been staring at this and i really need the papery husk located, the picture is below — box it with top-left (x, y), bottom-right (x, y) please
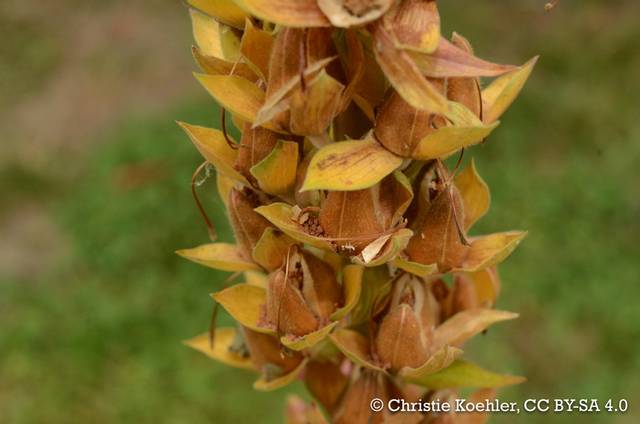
top-left (234, 123), bottom-right (280, 182)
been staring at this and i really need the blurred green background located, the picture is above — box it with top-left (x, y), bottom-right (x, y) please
top-left (1, 0), bottom-right (639, 422)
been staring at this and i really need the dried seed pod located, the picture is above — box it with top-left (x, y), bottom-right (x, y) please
top-left (405, 169), bottom-right (470, 272)
top-left (446, 33), bottom-right (482, 118)
top-left (265, 249), bottom-right (341, 336)
top-left (304, 360), bottom-right (349, 413)
top-left (333, 370), bottom-right (390, 424)
top-left (375, 276), bottom-right (430, 370)
top-left (242, 327), bottom-right (302, 375)
top-left (318, 174), bottom-right (411, 254)
top-left (294, 152), bottom-right (322, 208)
top-left (228, 188), bottom-right (273, 259)
top-left (389, 0), bottom-right (440, 54)
top-left (234, 123), bottom-right (279, 181)
top-left (375, 80), bottom-right (446, 157)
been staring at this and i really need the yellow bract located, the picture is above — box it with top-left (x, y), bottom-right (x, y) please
top-left (412, 360), bottom-right (526, 389)
top-left (176, 243), bottom-right (259, 272)
top-left (187, 0), bottom-right (248, 28)
top-left (250, 140), bottom-right (299, 195)
top-left (211, 284), bottom-right (274, 334)
top-left (195, 74), bottom-right (265, 124)
top-left (483, 56), bottom-right (539, 123)
top-left (455, 159), bottom-right (491, 230)
top-left (301, 137), bottom-right (403, 191)
top-left (184, 329), bottom-right (255, 370)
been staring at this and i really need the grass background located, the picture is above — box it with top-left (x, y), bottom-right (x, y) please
top-left (1, 0), bottom-right (639, 422)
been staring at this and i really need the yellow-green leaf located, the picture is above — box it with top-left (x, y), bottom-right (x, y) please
top-left (176, 243), bottom-right (259, 272)
top-left (434, 309), bottom-right (518, 348)
top-left (455, 158), bottom-right (490, 230)
top-left (184, 328), bottom-right (255, 370)
top-left (187, 0), bottom-right (248, 28)
top-left (195, 74), bottom-right (265, 124)
top-left (301, 137), bottom-right (402, 191)
top-left (394, 256), bottom-right (438, 277)
top-left (331, 264), bottom-right (363, 321)
top-left (482, 56), bottom-right (538, 123)
top-left (281, 321), bottom-right (338, 351)
top-left (250, 140), bottom-right (299, 195)
top-left (412, 359), bottom-right (526, 389)
top-left (399, 345), bottom-right (463, 382)
top-left (233, 0), bottom-right (329, 27)
top-left (254, 358), bottom-right (308, 391)
top-left (255, 203), bottom-right (334, 251)
top-left (177, 121), bottom-right (249, 185)
top-left (252, 227), bottom-right (296, 271)
top-left (456, 231), bottom-right (527, 273)
top-left (412, 120), bottom-right (499, 160)
top-left (211, 284), bottom-right (274, 334)
top-left (329, 329), bottom-right (384, 372)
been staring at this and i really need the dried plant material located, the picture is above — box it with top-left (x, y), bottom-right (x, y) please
top-left (190, 8), bottom-right (224, 58)
top-left (212, 284), bottom-right (273, 334)
top-left (192, 46), bottom-right (258, 81)
top-left (176, 243), bottom-right (260, 272)
top-left (390, 0), bottom-right (440, 54)
top-left (252, 228), bottom-right (296, 271)
top-left (234, 0), bottom-right (330, 27)
top-left (455, 159), bottom-right (491, 230)
top-left (239, 19), bottom-right (274, 79)
top-left (413, 359), bottom-right (526, 389)
top-left (177, 121), bottom-right (249, 185)
top-left (318, 0), bottom-right (396, 27)
top-left (187, 0), bottom-right (248, 28)
top-left (184, 328), bottom-right (255, 370)
top-left (228, 188), bottom-right (273, 258)
top-left (304, 361), bottom-right (349, 413)
top-left (250, 140), bottom-right (299, 195)
top-left (433, 308), bottom-right (518, 348)
top-left (410, 37), bottom-right (515, 78)
top-left (482, 56), bottom-right (539, 123)
top-left (302, 136), bottom-right (402, 191)
top-left (180, 1), bottom-right (537, 418)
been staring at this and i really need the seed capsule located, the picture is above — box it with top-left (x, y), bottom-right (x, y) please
top-left (375, 276), bottom-right (431, 370)
top-left (405, 170), bottom-right (469, 272)
top-left (241, 327), bottom-right (302, 375)
top-left (266, 249), bottom-right (341, 336)
top-left (304, 360), bottom-right (349, 413)
top-left (333, 370), bottom-right (390, 424)
top-left (228, 188), bottom-right (273, 259)
top-left (234, 123), bottom-right (279, 182)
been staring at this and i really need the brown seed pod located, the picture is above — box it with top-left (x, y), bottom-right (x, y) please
top-left (304, 360), bottom-right (349, 413)
top-left (446, 33), bottom-right (483, 118)
top-left (265, 248), bottom-right (341, 336)
top-left (228, 187), bottom-right (273, 259)
top-left (405, 169), bottom-right (470, 272)
top-left (234, 123), bottom-right (279, 181)
top-left (333, 370), bottom-right (390, 424)
top-left (375, 276), bottom-right (431, 370)
top-left (241, 327), bottom-right (302, 375)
